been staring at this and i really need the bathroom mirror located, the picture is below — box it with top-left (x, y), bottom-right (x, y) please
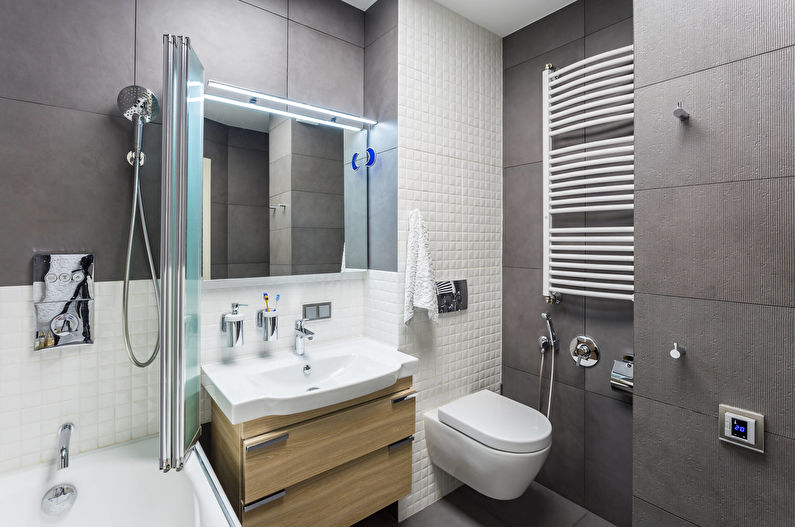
top-left (201, 83), bottom-right (369, 279)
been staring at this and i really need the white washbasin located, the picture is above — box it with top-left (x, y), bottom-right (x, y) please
top-left (202, 337), bottom-right (419, 424)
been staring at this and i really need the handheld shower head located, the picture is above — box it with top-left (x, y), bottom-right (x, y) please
top-left (117, 86), bottom-right (159, 124)
top-left (541, 312), bottom-right (559, 352)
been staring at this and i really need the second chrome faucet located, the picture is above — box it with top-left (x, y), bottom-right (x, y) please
top-left (294, 319), bottom-right (314, 356)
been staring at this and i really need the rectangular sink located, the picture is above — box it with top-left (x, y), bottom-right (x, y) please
top-left (202, 337), bottom-right (419, 424)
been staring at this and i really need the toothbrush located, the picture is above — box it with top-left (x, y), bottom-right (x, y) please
top-left (264, 292), bottom-right (270, 312)
top-left (274, 294), bottom-right (280, 312)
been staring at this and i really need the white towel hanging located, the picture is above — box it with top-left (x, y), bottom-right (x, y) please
top-left (404, 209), bottom-right (438, 324)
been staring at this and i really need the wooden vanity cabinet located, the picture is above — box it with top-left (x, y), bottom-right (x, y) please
top-left (211, 377), bottom-right (415, 527)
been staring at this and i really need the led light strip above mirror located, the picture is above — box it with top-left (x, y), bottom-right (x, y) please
top-left (205, 80), bottom-right (376, 131)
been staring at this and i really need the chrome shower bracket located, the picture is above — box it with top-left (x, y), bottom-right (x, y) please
top-left (126, 150), bottom-right (146, 166)
top-left (570, 335), bottom-right (599, 367)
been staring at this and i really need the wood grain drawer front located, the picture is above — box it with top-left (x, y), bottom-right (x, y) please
top-left (242, 389), bottom-right (415, 503)
top-left (243, 442), bottom-right (413, 527)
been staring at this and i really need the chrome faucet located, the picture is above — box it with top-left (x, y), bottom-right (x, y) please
top-left (294, 319), bottom-right (314, 356)
top-left (57, 423), bottom-right (74, 470)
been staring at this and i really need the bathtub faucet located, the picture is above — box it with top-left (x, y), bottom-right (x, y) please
top-left (57, 423), bottom-right (74, 470)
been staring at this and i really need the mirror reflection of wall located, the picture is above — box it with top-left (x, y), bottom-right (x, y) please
top-left (202, 96), bottom-right (368, 280)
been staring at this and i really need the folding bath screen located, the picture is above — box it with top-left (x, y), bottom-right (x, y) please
top-left (541, 45), bottom-right (635, 302)
top-left (160, 35), bottom-right (205, 471)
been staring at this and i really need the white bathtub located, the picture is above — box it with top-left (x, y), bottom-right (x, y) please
top-left (0, 437), bottom-right (240, 527)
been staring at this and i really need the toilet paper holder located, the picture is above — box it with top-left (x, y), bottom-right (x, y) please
top-left (610, 354), bottom-right (634, 394)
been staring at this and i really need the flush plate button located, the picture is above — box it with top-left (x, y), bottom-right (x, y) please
top-left (719, 404), bottom-right (764, 454)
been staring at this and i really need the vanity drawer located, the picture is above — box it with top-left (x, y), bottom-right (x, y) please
top-left (243, 441), bottom-right (412, 527)
top-left (242, 388), bottom-right (415, 503)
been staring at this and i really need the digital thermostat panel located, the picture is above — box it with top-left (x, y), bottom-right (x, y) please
top-left (719, 404), bottom-right (764, 454)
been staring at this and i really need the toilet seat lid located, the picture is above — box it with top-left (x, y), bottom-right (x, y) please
top-left (437, 390), bottom-right (552, 453)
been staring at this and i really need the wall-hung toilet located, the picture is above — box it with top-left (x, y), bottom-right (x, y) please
top-left (424, 389), bottom-right (552, 500)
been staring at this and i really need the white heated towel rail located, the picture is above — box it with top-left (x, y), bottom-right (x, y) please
top-left (542, 45), bottom-right (635, 302)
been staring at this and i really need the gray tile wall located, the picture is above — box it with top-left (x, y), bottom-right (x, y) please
top-left (364, 0), bottom-right (398, 271)
top-left (0, 0), bottom-right (366, 285)
top-left (632, 2), bottom-right (795, 525)
top-left (204, 120), bottom-right (270, 279)
top-left (501, 2), bottom-right (633, 526)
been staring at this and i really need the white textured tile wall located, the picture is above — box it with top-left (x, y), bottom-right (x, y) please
top-left (395, 0), bottom-right (503, 518)
top-left (0, 273), bottom-right (368, 474)
top-left (0, 280), bottom-right (159, 474)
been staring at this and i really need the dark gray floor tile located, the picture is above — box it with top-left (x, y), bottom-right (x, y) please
top-left (635, 46), bottom-right (795, 190)
top-left (289, 0), bottom-right (364, 46)
top-left (365, 0), bottom-right (398, 47)
top-left (368, 148), bottom-right (397, 271)
top-left (0, 98), bottom-right (158, 285)
top-left (635, 178), bottom-right (795, 307)
top-left (573, 512), bottom-right (615, 527)
top-left (634, 0), bottom-right (795, 88)
top-left (584, 0), bottom-right (632, 35)
top-left (583, 297), bottom-right (633, 402)
top-left (632, 498), bottom-right (697, 527)
top-left (136, 0), bottom-right (288, 103)
top-left (634, 294), bottom-right (795, 439)
top-left (0, 0), bottom-right (134, 115)
top-left (503, 163), bottom-right (542, 269)
top-left (288, 21), bottom-right (364, 116)
top-left (228, 146), bottom-right (269, 206)
top-left (503, 1), bottom-right (584, 70)
top-left (583, 393), bottom-right (632, 527)
top-left (480, 481), bottom-right (589, 527)
top-left (502, 267), bottom-right (585, 388)
top-left (365, 27), bottom-right (398, 153)
top-left (401, 486), bottom-right (506, 527)
top-left (584, 17), bottom-right (633, 57)
top-left (504, 40), bottom-right (584, 167)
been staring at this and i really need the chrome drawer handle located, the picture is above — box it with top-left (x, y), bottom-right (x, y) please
top-left (391, 393), bottom-right (416, 404)
top-left (243, 489), bottom-right (286, 512)
top-left (388, 435), bottom-right (414, 451)
top-left (245, 433), bottom-right (289, 453)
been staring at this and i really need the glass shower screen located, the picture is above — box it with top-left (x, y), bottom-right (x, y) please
top-left (160, 34), bottom-right (204, 472)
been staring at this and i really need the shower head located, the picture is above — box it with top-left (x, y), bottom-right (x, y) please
top-left (117, 86), bottom-right (159, 124)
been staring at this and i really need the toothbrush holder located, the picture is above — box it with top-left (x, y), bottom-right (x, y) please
top-left (256, 310), bottom-right (279, 342)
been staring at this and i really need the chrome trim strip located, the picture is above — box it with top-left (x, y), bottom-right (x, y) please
top-left (245, 433), bottom-right (289, 453)
top-left (159, 33), bottom-right (175, 472)
top-left (193, 443), bottom-right (242, 527)
top-left (391, 393), bottom-right (417, 404)
top-left (388, 435), bottom-right (415, 451)
top-left (243, 490), bottom-right (287, 513)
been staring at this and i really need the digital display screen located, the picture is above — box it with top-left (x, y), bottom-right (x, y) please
top-left (731, 417), bottom-right (748, 440)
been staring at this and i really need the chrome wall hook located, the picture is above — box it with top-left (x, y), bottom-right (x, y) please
top-left (673, 102), bottom-right (690, 121)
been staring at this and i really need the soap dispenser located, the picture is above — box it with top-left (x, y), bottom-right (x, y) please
top-left (221, 303), bottom-right (247, 348)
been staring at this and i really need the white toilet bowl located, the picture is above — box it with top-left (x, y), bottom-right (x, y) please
top-left (424, 389), bottom-right (552, 500)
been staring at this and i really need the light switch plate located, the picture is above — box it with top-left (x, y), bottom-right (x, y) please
top-left (303, 302), bottom-right (331, 321)
top-left (718, 404), bottom-right (764, 453)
